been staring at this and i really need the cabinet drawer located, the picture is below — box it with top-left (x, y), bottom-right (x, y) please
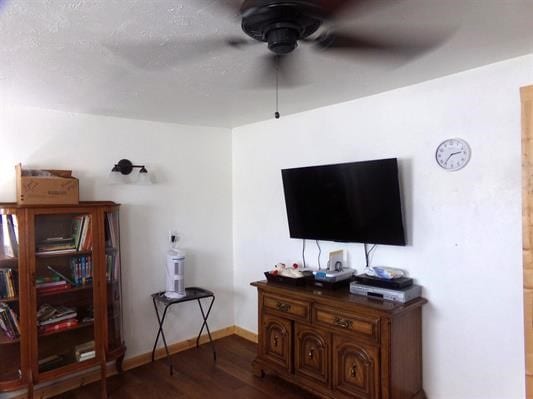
top-left (312, 305), bottom-right (379, 343)
top-left (263, 294), bottom-right (310, 321)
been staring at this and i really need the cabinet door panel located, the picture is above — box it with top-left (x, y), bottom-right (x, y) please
top-left (31, 210), bottom-right (98, 379)
top-left (261, 313), bottom-right (291, 371)
top-left (333, 335), bottom-right (379, 399)
top-left (0, 208), bottom-right (23, 388)
top-left (103, 209), bottom-right (123, 353)
top-left (295, 324), bottom-right (329, 386)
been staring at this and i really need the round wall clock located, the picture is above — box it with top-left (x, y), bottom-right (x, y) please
top-left (435, 138), bottom-right (471, 171)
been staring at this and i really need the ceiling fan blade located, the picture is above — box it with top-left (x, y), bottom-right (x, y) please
top-left (312, 28), bottom-right (452, 60)
top-left (105, 36), bottom-right (251, 70)
top-left (314, 32), bottom-right (393, 51)
top-left (213, 0), bottom-right (245, 13)
top-left (317, 0), bottom-right (359, 17)
top-left (316, 0), bottom-right (407, 19)
top-left (226, 37), bottom-right (258, 49)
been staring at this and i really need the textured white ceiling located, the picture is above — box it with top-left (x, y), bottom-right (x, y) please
top-left (0, 0), bottom-right (532, 128)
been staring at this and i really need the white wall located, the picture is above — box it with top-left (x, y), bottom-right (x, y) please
top-left (232, 54), bottom-right (533, 399)
top-left (0, 105), bottom-right (234, 358)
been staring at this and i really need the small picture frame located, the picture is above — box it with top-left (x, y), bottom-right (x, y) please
top-left (328, 250), bottom-right (344, 272)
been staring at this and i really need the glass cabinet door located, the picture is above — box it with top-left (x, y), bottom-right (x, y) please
top-left (33, 212), bottom-right (97, 375)
top-left (104, 209), bottom-right (123, 352)
top-left (0, 209), bottom-right (22, 384)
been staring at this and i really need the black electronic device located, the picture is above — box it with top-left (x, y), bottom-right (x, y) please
top-left (281, 158), bottom-right (406, 245)
top-left (353, 274), bottom-right (413, 290)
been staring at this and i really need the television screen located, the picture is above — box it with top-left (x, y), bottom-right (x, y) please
top-left (281, 158), bottom-right (406, 245)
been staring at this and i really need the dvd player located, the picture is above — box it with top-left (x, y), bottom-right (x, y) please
top-left (353, 274), bottom-right (413, 289)
top-left (350, 282), bottom-right (421, 303)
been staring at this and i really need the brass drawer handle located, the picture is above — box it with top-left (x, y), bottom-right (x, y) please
top-left (350, 363), bottom-right (357, 377)
top-left (334, 316), bottom-right (353, 329)
top-left (276, 302), bottom-right (291, 312)
top-left (308, 349), bottom-right (314, 359)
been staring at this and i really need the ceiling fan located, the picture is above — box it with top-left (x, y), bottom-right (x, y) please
top-left (216, 0), bottom-right (445, 79)
top-left (107, 0), bottom-right (450, 117)
top-left (223, 0), bottom-right (402, 55)
top-left (211, 0), bottom-right (446, 117)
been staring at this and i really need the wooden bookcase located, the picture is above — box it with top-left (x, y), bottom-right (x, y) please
top-left (0, 202), bottom-right (125, 398)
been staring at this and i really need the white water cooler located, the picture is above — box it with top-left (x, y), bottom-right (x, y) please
top-left (165, 247), bottom-right (186, 299)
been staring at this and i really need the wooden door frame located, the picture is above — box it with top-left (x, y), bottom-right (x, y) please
top-left (522, 85), bottom-right (533, 398)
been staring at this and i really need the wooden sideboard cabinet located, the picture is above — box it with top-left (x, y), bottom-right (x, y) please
top-left (251, 281), bottom-right (427, 399)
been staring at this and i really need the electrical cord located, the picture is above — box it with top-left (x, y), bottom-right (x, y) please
top-left (364, 243), bottom-right (377, 269)
top-left (302, 239), bottom-right (306, 268)
top-left (316, 240), bottom-right (321, 269)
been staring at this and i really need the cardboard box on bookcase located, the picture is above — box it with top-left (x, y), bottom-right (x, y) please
top-left (15, 164), bottom-right (79, 205)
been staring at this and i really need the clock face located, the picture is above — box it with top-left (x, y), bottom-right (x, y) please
top-left (435, 138), bottom-right (471, 171)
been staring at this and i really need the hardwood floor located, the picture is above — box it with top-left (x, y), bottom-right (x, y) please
top-left (53, 335), bottom-right (318, 399)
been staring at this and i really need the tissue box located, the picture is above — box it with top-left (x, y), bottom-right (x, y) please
top-left (16, 164), bottom-right (79, 205)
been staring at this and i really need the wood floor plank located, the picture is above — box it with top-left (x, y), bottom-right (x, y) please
top-left (52, 336), bottom-right (317, 399)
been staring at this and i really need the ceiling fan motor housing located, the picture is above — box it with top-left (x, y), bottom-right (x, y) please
top-left (241, 1), bottom-right (322, 54)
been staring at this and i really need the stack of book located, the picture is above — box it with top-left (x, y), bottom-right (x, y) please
top-left (0, 303), bottom-right (20, 340)
top-left (35, 276), bottom-right (70, 295)
top-left (74, 340), bottom-right (95, 362)
top-left (37, 304), bottom-right (78, 333)
top-left (72, 215), bottom-right (92, 252)
top-left (38, 354), bottom-right (65, 372)
top-left (36, 237), bottom-right (76, 255)
top-left (70, 255), bottom-right (93, 286)
top-left (0, 268), bottom-right (17, 299)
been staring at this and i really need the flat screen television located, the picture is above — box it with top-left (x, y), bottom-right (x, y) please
top-left (281, 158), bottom-right (406, 245)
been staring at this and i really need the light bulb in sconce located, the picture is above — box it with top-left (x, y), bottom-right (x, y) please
top-left (137, 166), bottom-right (153, 185)
top-left (107, 165), bottom-right (123, 185)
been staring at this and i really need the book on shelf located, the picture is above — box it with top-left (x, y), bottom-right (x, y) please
top-left (38, 354), bottom-right (65, 372)
top-left (37, 304), bottom-right (77, 327)
top-left (81, 216), bottom-right (92, 251)
top-left (105, 253), bottom-right (119, 282)
top-left (36, 242), bottom-right (76, 252)
top-left (47, 265), bottom-right (76, 285)
top-left (1, 215), bottom-right (19, 258)
top-left (0, 268), bottom-right (17, 299)
top-left (36, 248), bottom-right (76, 255)
top-left (72, 215), bottom-right (85, 250)
top-left (77, 350), bottom-right (95, 362)
top-left (74, 340), bottom-right (95, 362)
top-left (36, 236), bottom-right (76, 253)
top-left (72, 215), bottom-right (92, 252)
top-left (0, 302), bottom-right (20, 339)
top-left (105, 213), bottom-right (118, 249)
top-left (40, 319), bottom-right (79, 333)
top-left (36, 281), bottom-right (71, 295)
top-left (70, 255), bottom-right (93, 286)
top-left (35, 275), bottom-right (61, 284)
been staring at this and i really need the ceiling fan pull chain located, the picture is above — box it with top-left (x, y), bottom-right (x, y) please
top-left (275, 56), bottom-right (280, 119)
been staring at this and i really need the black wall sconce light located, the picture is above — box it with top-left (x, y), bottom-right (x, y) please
top-left (108, 159), bottom-right (152, 184)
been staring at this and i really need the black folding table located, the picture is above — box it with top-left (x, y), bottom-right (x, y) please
top-left (151, 287), bottom-right (216, 375)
